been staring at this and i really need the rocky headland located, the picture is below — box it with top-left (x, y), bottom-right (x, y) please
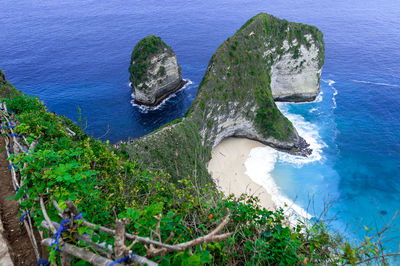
top-left (129, 35), bottom-right (186, 106)
top-left (122, 13), bottom-right (325, 184)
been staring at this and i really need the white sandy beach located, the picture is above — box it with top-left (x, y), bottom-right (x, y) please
top-left (208, 137), bottom-right (313, 223)
top-left (207, 137), bottom-right (276, 210)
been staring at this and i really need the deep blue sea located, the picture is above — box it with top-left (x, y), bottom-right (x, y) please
top-left (1, 0), bottom-right (399, 251)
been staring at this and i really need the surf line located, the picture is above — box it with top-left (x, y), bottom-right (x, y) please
top-left (130, 79), bottom-right (193, 113)
top-left (352, 79), bottom-right (400, 88)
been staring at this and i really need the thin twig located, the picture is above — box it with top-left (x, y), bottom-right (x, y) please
top-left (40, 197), bottom-right (56, 234)
top-left (355, 252), bottom-right (400, 265)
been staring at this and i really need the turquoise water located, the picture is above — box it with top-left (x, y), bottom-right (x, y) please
top-left (1, 0), bottom-right (399, 251)
top-left (274, 77), bottom-right (400, 249)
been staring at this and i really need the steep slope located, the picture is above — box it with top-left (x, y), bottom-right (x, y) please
top-left (0, 71), bottom-right (21, 99)
top-left (188, 13), bottom-right (324, 151)
top-left (123, 13), bottom-right (325, 183)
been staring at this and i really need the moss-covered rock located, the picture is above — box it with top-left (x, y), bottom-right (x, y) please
top-left (129, 35), bottom-right (186, 106)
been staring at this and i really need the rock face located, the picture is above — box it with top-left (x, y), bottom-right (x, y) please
top-left (129, 35), bottom-right (186, 106)
top-left (187, 13), bottom-right (324, 154)
top-left (270, 36), bottom-right (324, 102)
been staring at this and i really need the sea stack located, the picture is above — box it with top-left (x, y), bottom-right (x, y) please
top-left (129, 35), bottom-right (186, 106)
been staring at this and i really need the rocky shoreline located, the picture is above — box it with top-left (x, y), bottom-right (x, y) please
top-left (133, 79), bottom-right (187, 107)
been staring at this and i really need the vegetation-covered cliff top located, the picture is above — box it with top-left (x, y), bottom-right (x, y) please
top-left (129, 35), bottom-right (171, 88)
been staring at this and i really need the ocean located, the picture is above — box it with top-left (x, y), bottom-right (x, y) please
top-left (1, 0), bottom-right (399, 251)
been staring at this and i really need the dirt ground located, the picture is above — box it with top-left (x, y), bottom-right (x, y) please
top-left (0, 137), bottom-right (37, 265)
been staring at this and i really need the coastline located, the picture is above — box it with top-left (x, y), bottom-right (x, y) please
top-left (208, 137), bottom-right (313, 224)
top-left (207, 137), bottom-right (276, 210)
top-left (130, 79), bottom-right (192, 113)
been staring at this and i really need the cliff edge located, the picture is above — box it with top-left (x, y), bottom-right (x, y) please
top-left (129, 35), bottom-right (186, 106)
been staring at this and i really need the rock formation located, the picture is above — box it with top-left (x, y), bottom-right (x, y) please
top-left (270, 36), bottom-right (324, 102)
top-left (129, 35), bottom-right (186, 106)
top-left (187, 13), bottom-right (324, 153)
top-left (126, 13), bottom-right (325, 183)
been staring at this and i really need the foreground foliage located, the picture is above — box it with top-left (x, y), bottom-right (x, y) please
top-left (1, 74), bottom-right (395, 265)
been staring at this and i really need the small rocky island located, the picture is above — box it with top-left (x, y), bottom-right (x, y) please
top-left (129, 35), bottom-right (186, 106)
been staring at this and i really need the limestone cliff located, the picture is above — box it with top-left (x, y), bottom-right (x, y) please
top-left (123, 13), bottom-right (325, 184)
top-left (270, 35), bottom-right (324, 102)
top-left (187, 13), bottom-right (324, 152)
top-left (129, 35), bottom-right (186, 106)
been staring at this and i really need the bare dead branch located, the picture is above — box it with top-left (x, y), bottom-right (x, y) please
top-left (65, 200), bottom-right (180, 251)
top-left (42, 238), bottom-right (123, 266)
top-left (41, 221), bottom-right (157, 266)
top-left (146, 216), bottom-right (231, 258)
top-left (40, 197), bottom-right (56, 234)
top-left (355, 252), bottom-right (400, 265)
top-left (114, 219), bottom-right (128, 259)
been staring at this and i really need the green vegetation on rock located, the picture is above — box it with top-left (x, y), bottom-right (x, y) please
top-left (121, 119), bottom-right (211, 185)
top-left (0, 70), bottom-right (21, 99)
top-left (125, 13), bottom-right (325, 183)
top-left (129, 35), bottom-right (170, 89)
top-left (129, 35), bottom-right (184, 106)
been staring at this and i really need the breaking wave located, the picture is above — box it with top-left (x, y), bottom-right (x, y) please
top-left (245, 147), bottom-right (312, 225)
top-left (130, 79), bottom-right (193, 113)
top-left (352, 79), bottom-right (400, 88)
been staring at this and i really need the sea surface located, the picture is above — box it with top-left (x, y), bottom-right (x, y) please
top-left (1, 0), bottom-right (399, 251)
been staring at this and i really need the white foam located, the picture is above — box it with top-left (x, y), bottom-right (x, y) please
top-left (130, 79), bottom-right (193, 113)
top-left (352, 79), bottom-right (400, 88)
top-left (314, 93), bottom-right (323, 103)
top-left (245, 147), bottom-right (312, 224)
top-left (322, 79), bottom-right (338, 109)
top-left (243, 92), bottom-right (330, 224)
top-left (331, 86), bottom-right (338, 109)
top-left (309, 107), bottom-right (318, 113)
top-left (325, 79), bottom-right (338, 109)
top-left (321, 79), bottom-right (336, 86)
top-left (276, 103), bottom-right (327, 166)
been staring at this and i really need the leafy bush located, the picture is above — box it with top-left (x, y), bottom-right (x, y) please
top-left (2, 73), bottom-right (394, 265)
